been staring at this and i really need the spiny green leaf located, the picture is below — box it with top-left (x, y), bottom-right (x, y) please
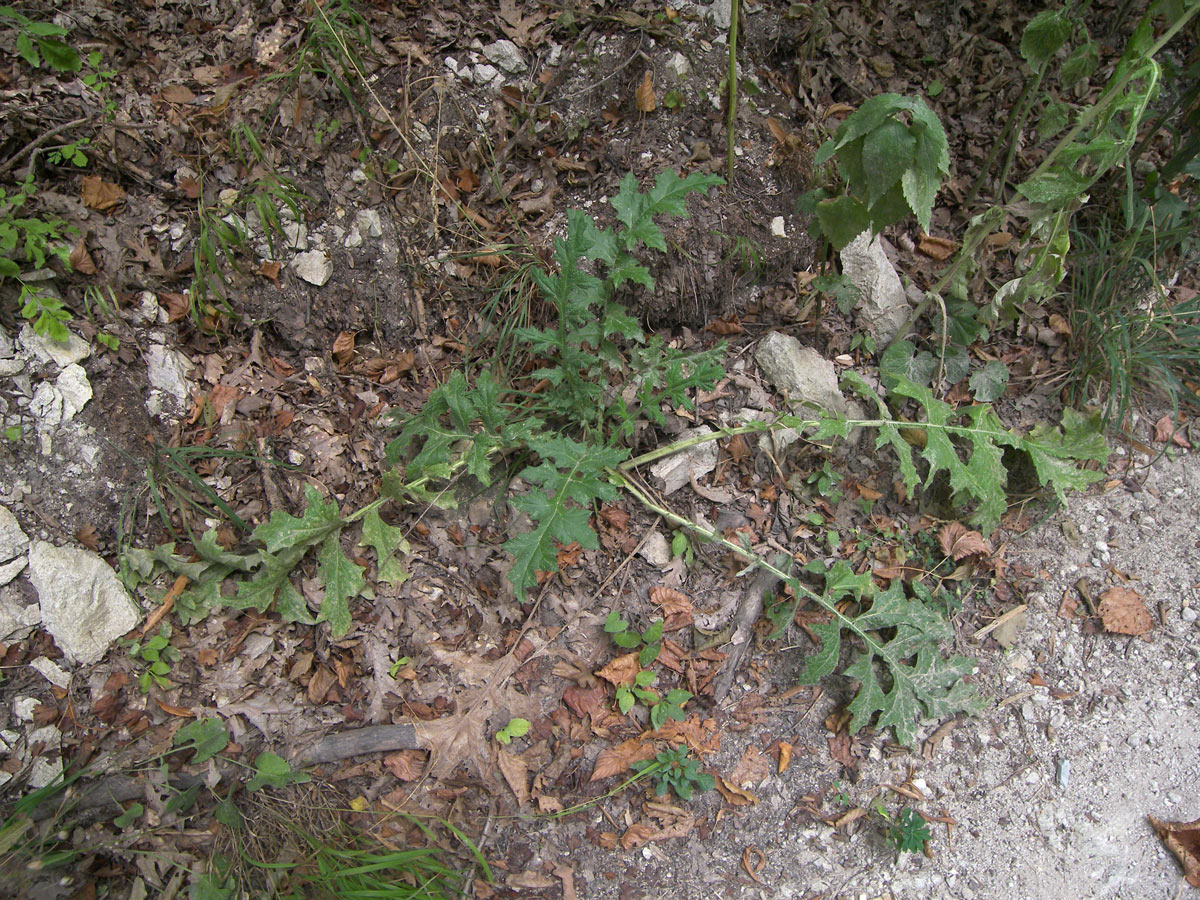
top-left (173, 718), bottom-right (230, 764)
top-left (360, 508), bottom-right (409, 586)
top-left (252, 486), bottom-right (341, 554)
top-left (1020, 9), bottom-right (1071, 75)
top-left (862, 118), bottom-right (916, 207)
top-left (317, 534), bottom-right (363, 638)
top-left (816, 195), bottom-right (871, 250)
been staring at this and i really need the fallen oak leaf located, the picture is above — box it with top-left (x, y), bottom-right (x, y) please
top-left (382, 749), bottom-right (426, 781)
top-left (1098, 585), bottom-right (1153, 636)
top-left (937, 521), bottom-right (991, 560)
top-left (635, 70), bottom-right (656, 113)
top-left (595, 652), bottom-right (640, 688)
top-left (81, 175), bottom-right (126, 211)
top-left (496, 747), bottom-right (529, 806)
top-left (589, 738), bottom-right (654, 781)
top-left (1149, 815), bottom-right (1200, 887)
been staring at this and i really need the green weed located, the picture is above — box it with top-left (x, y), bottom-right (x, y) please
top-left (125, 622), bottom-right (180, 692)
top-left (0, 6), bottom-right (81, 72)
top-left (631, 745), bottom-right (714, 802)
top-left (494, 718), bottom-right (531, 745)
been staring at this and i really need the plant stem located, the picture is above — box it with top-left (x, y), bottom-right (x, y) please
top-left (726, 0), bottom-right (739, 184)
top-left (1027, 4), bottom-right (1200, 184)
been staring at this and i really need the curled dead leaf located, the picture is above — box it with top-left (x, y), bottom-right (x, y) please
top-left (937, 522), bottom-right (991, 560)
top-left (715, 775), bottom-right (758, 806)
top-left (81, 175), bottom-right (126, 212)
top-left (383, 749), bottom-right (426, 781)
top-left (497, 747), bottom-right (530, 806)
top-left (635, 70), bottom-right (656, 113)
top-left (589, 738), bottom-right (654, 782)
top-left (917, 233), bottom-right (958, 261)
top-left (1149, 815), bottom-right (1200, 887)
top-left (1098, 585), bottom-right (1153, 636)
top-left (69, 237), bottom-right (97, 275)
top-left (595, 652), bottom-right (640, 688)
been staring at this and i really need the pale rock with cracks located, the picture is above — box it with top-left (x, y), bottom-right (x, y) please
top-left (356, 209), bottom-right (384, 239)
top-left (0, 505), bottom-right (29, 587)
top-left (292, 249), bottom-right (333, 286)
top-left (651, 425), bottom-right (718, 495)
top-left (29, 363), bottom-right (92, 431)
top-left (145, 342), bottom-right (192, 416)
top-left (754, 332), bottom-right (848, 417)
top-left (27, 541), bottom-right (141, 665)
top-left (840, 231), bottom-right (910, 346)
top-left (18, 323), bottom-right (90, 368)
top-left (638, 531), bottom-right (672, 567)
top-left (666, 51), bottom-right (691, 80)
top-left (482, 39), bottom-right (527, 74)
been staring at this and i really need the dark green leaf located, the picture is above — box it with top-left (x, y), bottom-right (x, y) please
top-left (861, 119), bottom-right (915, 207)
top-left (1020, 10), bottom-right (1071, 74)
top-left (816, 195), bottom-right (871, 250)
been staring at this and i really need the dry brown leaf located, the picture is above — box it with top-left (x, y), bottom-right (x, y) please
top-left (635, 70), bottom-right (656, 113)
top-left (498, 0), bottom-right (549, 46)
top-left (589, 738), bottom-right (653, 781)
top-left (595, 652), bottom-right (639, 688)
top-left (650, 586), bottom-right (693, 618)
top-left (651, 716), bottom-right (721, 754)
top-left (1048, 313), bottom-right (1072, 336)
top-left (1149, 815), bottom-right (1200, 886)
top-left (937, 522), bottom-right (991, 560)
top-left (552, 863), bottom-right (578, 900)
top-left (729, 744), bottom-right (771, 789)
top-left (160, 83), bottom-right (196, 104)
top-left (507, 870), bottom-right (556, 890)
top-left (715, 775), bottom-right (758, 806)
top-left (620, 822), bottom-right (657, 850)
top-left (777, 741), bottom-right (793, 774)
top-left (81, 176), bottom-right (126, 212)
top-left (1098, 585), bottom-right (1153, 636)
top-left (917, 233), bottom-right (957, 261)
top-left (75, 523), bottom-right (100, 551)
top-left (332, 331), bottom-right (355, 366)
top-left (1153, 415), bottom-right (1193, 448)
top-left (307, 665), bottom-right (338, 704)
top-left (69, 237), bottom-right (97, 275)
top-left (383, 749), bottom-right (426, 781)
top-left (496, 747), bottom-right (529, 806)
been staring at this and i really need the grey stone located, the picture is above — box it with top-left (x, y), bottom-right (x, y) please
top-left (472, 63), bottom-right (499, 85)
top-left (27, 541), bottom-right (141, 664)
top-left (754, 332), bottom-right (848, 416)
top-left (651, 426), bottom-right (718, 495)
top-left (666, 51), bottom-right (691, 80)
top-left (638, 531), bottom-right (672, 567)
top-left (0, 583), bottom-right (40, 639)
top-left (19, 324), bottom-right (90, 368)
top-left (29, 364), bottom-right (92, 430)
top-left (292, 249), bottom-right (333, 286)
top-left (145, 344), bottom-right (192, 405)
top-left (840, 231), bottom-right (910, 345)
top-left (29, 657), bottom-right (70, 689)
top-left (706, 0), bottom-right (733, 29)
top-left (0, 505), bottom-right (28, 565)
top-left (356, 209), bottom-right (384, 238)
top-left (482, 39), bottom-right (527, 74)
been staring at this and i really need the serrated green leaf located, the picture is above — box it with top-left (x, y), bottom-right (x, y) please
top-left (1060, 40), bottom-right (1099, 86)
top-left (816, 195), bottom-right (871, 250)
top-left (795, 622), bottom-right (844, 684)
top-left (1020, 10), bottom-right (1071, 75)
top-left (831, 94), bottom-right (910, 148)
top-left (861, 119), bottom-right (916, 207)
top-left (246, 752), bottom-right (309, 792)
top-left (38, 38), bottom-right (81, 72)
top-left (173, 718), bottom-right (230, 764)
top-left (503, 437), bottom-right (625, 599)
top-left (360, 508), bottom-right (408, 586)
top-left (317, 535), bottom-right (362, 638)
top-left (274, 579), bottom-right (317, 625)
top-left (969, 360), bottom-right (1010, 402)
top-left (253, 486), bottom-right (341, 554)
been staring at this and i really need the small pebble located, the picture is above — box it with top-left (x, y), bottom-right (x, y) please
top-left (1182, 607), bottom-right (1198, 624)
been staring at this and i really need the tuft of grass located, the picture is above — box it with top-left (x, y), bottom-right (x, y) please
top-left (0, 773), bottom-right (86, 899)
top-left (209, 783), bottom-right (486, 900)
top-left (1066, 215), bottom-right (1200, 425)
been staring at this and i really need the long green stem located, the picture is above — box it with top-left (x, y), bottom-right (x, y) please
top-left (1028, 4), bottom-right (1200, 184)
top-left (725, 0), bottom-right (739, 184)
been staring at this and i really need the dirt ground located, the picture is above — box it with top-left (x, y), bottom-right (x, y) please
top-left (1, 0), bottom-right (1198, 897)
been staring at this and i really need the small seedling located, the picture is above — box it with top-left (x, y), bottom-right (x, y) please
top-left (494, 717), bottom-right (531, 745)
top-left (663, 89), bottom-right (684, 109)
top-left (631, 744), bottom-right (714, 801)
top-left (604, 611), bottom-right (663, 666)
top-left (126, 623), bottom-right (179, 692)
top-left (884, 806), bottom-right (932, 855)
top-left (3, 425), bottom-right (21, 442)
top-left (807, 460), bottom-right (844, 503)
top-left (246, 751), bottom-right (310, 792)
top-left (387, 655), bottom-right (412, 678)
